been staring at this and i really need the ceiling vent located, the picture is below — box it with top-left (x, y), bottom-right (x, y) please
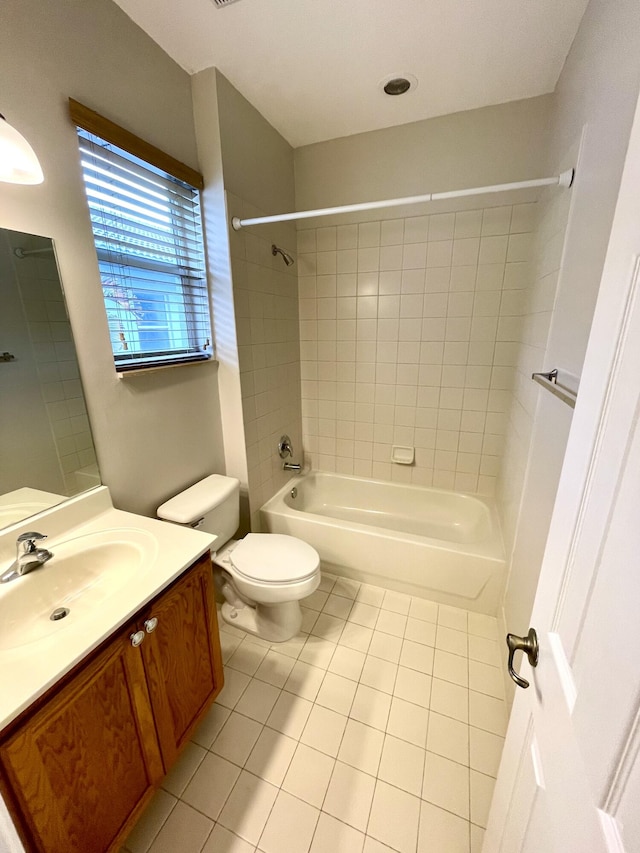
top-left (211, 0), bottom-right (241, 7)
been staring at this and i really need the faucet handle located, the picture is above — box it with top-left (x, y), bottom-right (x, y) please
top-left (17, 531), bottom-right (47, 550)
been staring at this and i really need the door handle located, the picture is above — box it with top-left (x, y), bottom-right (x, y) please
top-left (506, 628), bottom-right (539, 689)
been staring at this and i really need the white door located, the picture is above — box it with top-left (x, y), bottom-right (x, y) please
top-left (484, 90), bottom-right (640, 852)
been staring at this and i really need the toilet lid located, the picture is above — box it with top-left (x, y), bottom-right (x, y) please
top-left (229, 534), bottom-right (320, 583)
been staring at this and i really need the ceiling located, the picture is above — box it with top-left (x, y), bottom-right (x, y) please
top-left (112, 0), bottom-right (589, 148)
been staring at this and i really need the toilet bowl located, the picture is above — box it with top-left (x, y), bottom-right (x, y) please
top-left (157, 475), bottom-right (320, 642)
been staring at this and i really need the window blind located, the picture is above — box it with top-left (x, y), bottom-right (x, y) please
top-left (76, 128), bottom-right (212, 372)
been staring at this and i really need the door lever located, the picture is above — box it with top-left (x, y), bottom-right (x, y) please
top-left (506, 628), bottom-right (539, 689)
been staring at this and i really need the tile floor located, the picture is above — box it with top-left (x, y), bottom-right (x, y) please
top-left (122, 573), bottom-right (507, 853)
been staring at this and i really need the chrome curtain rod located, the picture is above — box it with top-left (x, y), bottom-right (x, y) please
top-left (231, 169), bottom-right (575, 231)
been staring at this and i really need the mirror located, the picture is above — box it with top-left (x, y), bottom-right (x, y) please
top-left (0, 227), bottom-right (101, 529)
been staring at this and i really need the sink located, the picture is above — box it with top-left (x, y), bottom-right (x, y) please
top-left (0, 528), bottom-right (159, 651)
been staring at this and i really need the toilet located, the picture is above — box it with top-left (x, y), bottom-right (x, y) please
top-left (157, 475), bottom-right (320, 642)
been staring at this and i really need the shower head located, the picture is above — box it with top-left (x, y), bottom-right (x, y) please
top-left (272, 244), bottom-right (294, 266)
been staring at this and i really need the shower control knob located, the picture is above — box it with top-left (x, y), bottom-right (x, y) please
top-left (130, 630), bottom-right (145, 648)
top-left (144, 617), bottom-right (158, 634)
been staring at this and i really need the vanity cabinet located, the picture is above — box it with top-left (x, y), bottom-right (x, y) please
top-left (0, 552), bottom-right (224, 853)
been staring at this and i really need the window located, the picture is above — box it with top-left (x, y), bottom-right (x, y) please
top-left (71, 102), bottom-right (212, 372)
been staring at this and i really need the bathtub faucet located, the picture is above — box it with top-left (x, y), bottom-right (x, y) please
top-left (283, 461), bottom-right (302, 472)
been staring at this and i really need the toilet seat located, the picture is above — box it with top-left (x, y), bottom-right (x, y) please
top-left (229, 533), bottom-right (319, 584)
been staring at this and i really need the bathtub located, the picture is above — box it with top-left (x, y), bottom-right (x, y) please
top-left (260, 471), bottom-right (506, 615)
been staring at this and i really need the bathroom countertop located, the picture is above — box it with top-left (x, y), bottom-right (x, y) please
top-left (0, 486), bottom-right (216, 732)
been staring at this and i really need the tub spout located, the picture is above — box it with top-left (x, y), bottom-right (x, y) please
top-left (283, 462), bottom-right (302, 472)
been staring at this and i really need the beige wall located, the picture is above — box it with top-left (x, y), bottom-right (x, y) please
top-left (500, 0), bottom-right (640, 684)
top-left (0, 0), bottom-right (226, 517)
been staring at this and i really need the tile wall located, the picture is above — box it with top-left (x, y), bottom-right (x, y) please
top-left (296, 204), bottom-right (536, 495)
top-left (226, 193), bottom-right (303, 528)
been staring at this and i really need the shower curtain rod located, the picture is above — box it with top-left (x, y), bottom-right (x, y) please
top-left (231, 168), bottom-right (575, 231)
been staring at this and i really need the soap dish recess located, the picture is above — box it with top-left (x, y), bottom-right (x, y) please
top-left (391, 445), bottom-right (414, 465)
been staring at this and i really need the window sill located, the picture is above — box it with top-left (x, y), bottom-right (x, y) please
top-left (116, 358), bottom-right (218, 378)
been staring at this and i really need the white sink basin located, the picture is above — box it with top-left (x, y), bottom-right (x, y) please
top-left (0, 528), bottom-right (159, 651)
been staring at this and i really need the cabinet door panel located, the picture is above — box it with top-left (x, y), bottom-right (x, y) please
top-left (0, 631), bottom-right (163, 853)
top-left (141, 554), bottom-right (224, 767)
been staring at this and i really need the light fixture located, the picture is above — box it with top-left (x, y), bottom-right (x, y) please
top-left (0, 114), bottom-right (44, 184)
top-left (380, 73), bottom-right (418, 97)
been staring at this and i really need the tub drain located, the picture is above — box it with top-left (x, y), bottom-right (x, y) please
top-left (50, 607), bottom-right (70, 621)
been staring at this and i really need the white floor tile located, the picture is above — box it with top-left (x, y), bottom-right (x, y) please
top-left (147, 801), bottom-right (213, 853)
top-left (468, 635), bottom-right (501, 667)
top-left (301, 704), bottom-right (348, 757)
top-left (338, 719), bottom-right (385, 776)
top-left (160, 741), bottom-right (206, 797)
top-left (368, 631), bottom-right (403, 663)
top-left (357, 584), bottom-right (386, 607)
top-left (386, 696), bottom-right (429, 747)
top-left (181, 753), bottom-right (241, 820)
top-left (350, 684), bottom-right (392, 731)
top-left (299, 636), bottom-right (337, 670)
top-left (328, 645), bottom-right (366, 681)
top-left (468, 692), bottom-right (508, 736)
top-left (376, 609), bottom-right (407, 637)
top-left (333, 577), bottom-right (360, 599)
top-left (310, 812), bottom-right (365, 853)
top-left (125, 789), bottom-right (176, 853)
top-left (405, 617), bottom-right (437, 647)
top-left (467, 612), bottom-right (498, 640)
top-left (394, 666), bottom-right (432, 708)
top-left (360, 656), bottom-right (398, 694)
top-left (227, 641), bottom-right (269, 676)
top-left (469, 659), bottom-right (505, 699)
top-left (470, 770), bottom-right (495, 828)
top-left (272, 633), bottom-right (308, 659)
top-left (323, 593), bottom-right (354, 619)
top-left (253, 649), bottom-right (297, 688)
top-left (245, 727), bottom-right (297, 787)
top-left (284, 660), bottom-right (326, 701)
top-left (433, 649), bottom-right (469, 687)
top-left (323, 761), bottom-right (376, 832)
top-left (469, 727), bottom-right (504, 777)
top-left (192, 703), bottom-right (231, 748)
top-left (363, 836), bottom-right (397, 853)
top-left (318, 572), bottom-right (336, 593)
top-left (218, 771), bottom-right (279, 845)
top-left (212, 712), bottom-right (263, 766)
top-left (470, 824), bottom-right (485, 853)
top-left (436, 625), bottom-right (469, 657)
top-left (378, 734), bottom-right (425, 796)
top-left (282, 743), bottom-right (335, 808)
top-left (423, 752), bottom-right (470, 819)
top-left (426, 712), bottom-right (470, 766)
top-left (217, 668), bottom-right (251, 709)
top-left (418, 800), bottom-right (470, 853)
top-left (316, 671), bottom-right (358, 715)
top-left (235, 679), bottom-right (281, 723)
top-left (339, 622), bottom-right (373, 653)
top-left (312, 613), bottom-right (346, 643)
top-left (409, 598), bottom-right (439, 624)
top-left (258, 789), bottom-right (319, 853)
top-left (438, 605), bottom-right (468, 632)
top-left (348, 602), bottom-right (380, 629)
top-left (221, 632), bottom-right (243, 663)
top-left (381, 590), bottom-right (411, 615)
top-left (202, 824), bottom-right (255, 853)
top-left (305, 589), bottom-right (330, 611)
top-left (400, 639), bottom-right (434, 674)
top-left (367, 780), bottom-right (421, 853)
top-left (430, 678), bottom-right (469, 723)
top-left (266, 691), bottom-right (313, 739)
top-left (301, 606), bottom-right (320, 634)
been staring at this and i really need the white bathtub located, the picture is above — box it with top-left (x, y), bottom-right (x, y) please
top-left (260, 471), bottom-right (506, 615)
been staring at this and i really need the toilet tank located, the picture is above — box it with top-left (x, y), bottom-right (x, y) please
top-left (157, 475), bottom-right (240, 548)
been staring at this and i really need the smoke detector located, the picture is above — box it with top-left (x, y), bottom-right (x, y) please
top-left (211, 0), bottom-right (241, 7)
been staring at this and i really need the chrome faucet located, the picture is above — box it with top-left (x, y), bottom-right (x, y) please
top-left (0, 532), bottom-right (53, 584)
top-left (278, 434), bottom-right (302, 472)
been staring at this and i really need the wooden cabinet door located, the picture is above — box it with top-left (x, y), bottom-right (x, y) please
top-left (140, 553), bottom-right (224, 768)
top-left (0, 626), bottom-right (164, 853)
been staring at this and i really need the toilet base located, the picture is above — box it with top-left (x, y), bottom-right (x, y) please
top-left (220, 598), bottom-right (302, 643)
